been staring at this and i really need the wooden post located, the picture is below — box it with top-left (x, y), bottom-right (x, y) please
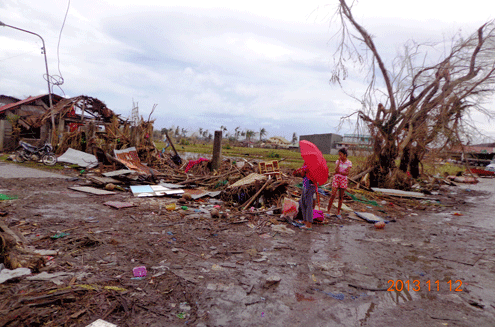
top-left (0, 120), bottom-right (4, 152)
top-left (165, 131), bottom-right (179, 157)
top-left (211, 130), bottom-right (222, 171)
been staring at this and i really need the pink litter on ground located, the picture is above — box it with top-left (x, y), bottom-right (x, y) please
top-left (133, 266), bottom-right (147, 277)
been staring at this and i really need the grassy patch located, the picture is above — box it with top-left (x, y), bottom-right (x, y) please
top-left (155, 141), bottom-right (368, 171)
top-left (0, 154), bottom-right (10, 161)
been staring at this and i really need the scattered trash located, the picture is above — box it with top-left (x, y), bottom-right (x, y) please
top-left (130, 185), bottom-right (183, 197)
top-left (57, 148), bottom-right (98, 168)
top-left (271, 224), bottom-right (295, 235)
top-left (354, 211), bottom-right (387, 223)
top-left (265, 275), bottom-right (281, 287)
top-left (103, 201), bottom-right (137, 209)
top-left (26, 271), bottom-right (72, 285)
top-left (374, 221), bottom-right (386, 229)
top-left (0, 267), bottom-right (31, 284)
top-left (69, 186), bottom-right (116, 195)
top-left (211, 264), bottom-right (223, 271)
top-left (133, 266), bottom-right (147, 277)
top-left (314, 288), bottom-right (345, 300)
top-left (185, 158), bottom-right (210, 173)
top-left (313, 209), bottom-right (324, 222)
top-left (51, 232), bottom-right (70, 239)
top-left (371, 188), bottom-right (426, 199)
top-left (0, 194), bottom-right (17, 201)
top-left (85, 319), bottom-right (118, 327)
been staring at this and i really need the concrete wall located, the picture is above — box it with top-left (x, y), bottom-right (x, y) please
top-left (299, 133), bottom-right (343, 154)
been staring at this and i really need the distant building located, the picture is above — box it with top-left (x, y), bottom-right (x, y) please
top-left (446, 144), bottom-right (495, 166)
top-left (336, 134), bottom-right (372, 153)
top-left (299, 133), bottom-right (342, 154)
top-left (266, 136), bottom-right (291, 148)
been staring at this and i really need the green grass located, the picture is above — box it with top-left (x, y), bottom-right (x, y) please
top-left (0, 154), bottom-right (65, 170)
top-left (155, 140), bottom-right (467, 176)
top-left (155, 141), bottom-right (366, 171)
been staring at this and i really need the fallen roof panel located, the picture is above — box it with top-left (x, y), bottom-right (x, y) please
top-left (57, 148), bottom-right (98, 168)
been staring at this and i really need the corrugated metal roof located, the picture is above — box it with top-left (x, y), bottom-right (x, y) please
top-left (0, 94), bottom-right (63, 114)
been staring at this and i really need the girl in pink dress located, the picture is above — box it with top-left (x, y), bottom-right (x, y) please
top-left (327, 148), bottom-right (352, 218)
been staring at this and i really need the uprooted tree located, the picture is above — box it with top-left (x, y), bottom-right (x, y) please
top-left (332, 0), bottom-right (495, 188)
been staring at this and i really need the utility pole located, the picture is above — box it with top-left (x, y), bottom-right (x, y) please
top-left (0, 21), bottom-right (55, 133)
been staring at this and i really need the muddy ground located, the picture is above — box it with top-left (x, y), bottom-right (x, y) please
top-left (0, 161), bottom-right (495, 327)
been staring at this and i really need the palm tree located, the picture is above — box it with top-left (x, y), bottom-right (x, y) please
top-left (259, 128), bottom-right (267, 142)
top-left (181, 128), bottom-right (188, 138)
top-left (234, 126), bottom-right (241, 140)
top-left (220, 125), bottom-right (228, 138)
top-left (175, 126), bottom-right (180, 138)
top-left (245, 130), bottom-right (255, 142)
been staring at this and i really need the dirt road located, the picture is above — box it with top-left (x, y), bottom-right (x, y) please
top-left (0, 163), bottom-right (494, 326)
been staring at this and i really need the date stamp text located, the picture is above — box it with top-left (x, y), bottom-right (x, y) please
top-left (387, 279), bottom-right (463, 292)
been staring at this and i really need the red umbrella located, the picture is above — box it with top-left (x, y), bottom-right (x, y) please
top-left (299, 140), bottom-right (329, 186)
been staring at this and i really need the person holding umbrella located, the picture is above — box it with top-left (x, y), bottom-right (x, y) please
top-left (293, 164), bottom-right (316, 229)
top-left (293, 141), bottom-right (329, 230)
top-left (327, 148), bottom-right (352, 218)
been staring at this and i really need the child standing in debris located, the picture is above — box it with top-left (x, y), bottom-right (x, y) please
top-left (327, 148), bottom-right (352, 219)
top-left (293, 163), bottom-right (316, 230)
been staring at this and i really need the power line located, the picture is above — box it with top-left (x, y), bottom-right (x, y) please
top-left (49, 0), bottom-right (71, 96)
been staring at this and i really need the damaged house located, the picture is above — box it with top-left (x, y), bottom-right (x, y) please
top-left (0, 94), bottom-right (155, 159)
top-left (0, 94), bottom-right (63, 152)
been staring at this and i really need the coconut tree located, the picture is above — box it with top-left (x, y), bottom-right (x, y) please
top-left (259, 128), bottom-right (267, 142)
top-left (220, 125), bottom-right (228, 138)
top-left (234, 126), bottom-right (241, 140)
top-left (245, 130), bottom-right (255, 142)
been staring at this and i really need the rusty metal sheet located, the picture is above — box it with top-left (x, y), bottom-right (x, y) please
top-left (103, 201), bottom-right (137, 209)
top-left (113, 147), bottom-right (151, 175)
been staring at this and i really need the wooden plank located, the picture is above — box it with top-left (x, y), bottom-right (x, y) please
top-left (371, 188), bottom-right (425, 198)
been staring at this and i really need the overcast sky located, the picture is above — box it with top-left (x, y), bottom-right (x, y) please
top-left (1, 0), bottom-right (494, 142)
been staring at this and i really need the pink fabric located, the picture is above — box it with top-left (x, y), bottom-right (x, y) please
top-left (313, 209), bottom-right (324, 222)
top-left (184, 158), bottom-right (209, 173)
top-left (332, 174), bottom-right (348, 189)
top-left (335, 159), bottom-right (352, 174)
top-left (332, 159), bottom-right (352, 189)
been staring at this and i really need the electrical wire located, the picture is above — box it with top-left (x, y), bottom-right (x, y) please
top-left (45, 0), bottom-right (71, 96)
